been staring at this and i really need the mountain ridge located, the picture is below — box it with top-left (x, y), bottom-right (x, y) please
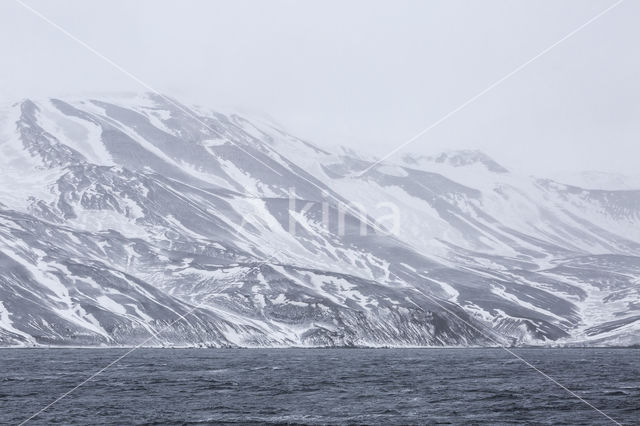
top-left (0, 93), bottom-right (638, 347)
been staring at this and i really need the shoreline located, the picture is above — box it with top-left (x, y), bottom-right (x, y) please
top-left (1, 344), bottom-right (638, 350)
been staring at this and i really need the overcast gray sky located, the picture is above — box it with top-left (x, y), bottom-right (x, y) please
top-left (1, 0), bottom-right (638, 175)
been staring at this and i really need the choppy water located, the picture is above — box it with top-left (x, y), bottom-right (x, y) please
top-left (1, 348), bottom-right (638, 425)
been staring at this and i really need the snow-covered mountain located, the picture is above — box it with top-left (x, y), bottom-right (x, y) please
top-left (0, 93), bottom-right (638, 347)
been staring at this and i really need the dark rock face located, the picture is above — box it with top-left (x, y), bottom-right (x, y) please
top-left (0, 93), bottom-right (638, 347)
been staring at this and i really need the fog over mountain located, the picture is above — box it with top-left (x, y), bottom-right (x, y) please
top-left (2, 0), bottom-right (639, 176)
top-left (0, 93), bottom-right (638, 347)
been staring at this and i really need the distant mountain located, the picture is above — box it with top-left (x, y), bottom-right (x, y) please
top-left (403, 150), bottom-right (509, 173)
top-left (0, 93), bottom-right (638, 347)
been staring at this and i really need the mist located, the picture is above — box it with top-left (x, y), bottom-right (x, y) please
top-left (1, 0), bottom-right (638, 175)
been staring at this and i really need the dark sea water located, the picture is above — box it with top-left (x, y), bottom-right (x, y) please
top-left (0, 348), bottom-right (638, 425)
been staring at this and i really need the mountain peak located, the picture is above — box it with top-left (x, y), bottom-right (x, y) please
top-left (403, 150), bottom-right (508, 173)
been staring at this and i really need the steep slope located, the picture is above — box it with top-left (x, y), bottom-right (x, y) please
top-left (0, 93), bottom-right (637, 346)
